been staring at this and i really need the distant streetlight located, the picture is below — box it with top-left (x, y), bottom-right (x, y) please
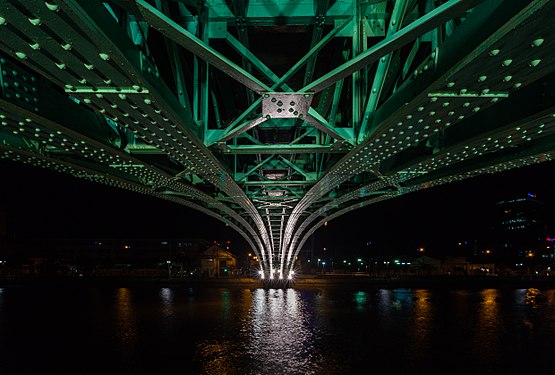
top-left (417, 247), bottom-right (425, 253)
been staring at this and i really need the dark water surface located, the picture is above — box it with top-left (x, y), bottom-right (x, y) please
top-left (1, 286), bottom-right (554, 374)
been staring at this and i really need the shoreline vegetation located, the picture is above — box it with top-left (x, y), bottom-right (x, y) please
top-left (2, 275), bottom-right (555, 289)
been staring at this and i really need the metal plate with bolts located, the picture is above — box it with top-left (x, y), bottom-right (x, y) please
top-left (262, 92), bottom-right (313, 119)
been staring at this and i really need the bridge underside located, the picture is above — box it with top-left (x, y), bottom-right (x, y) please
top-left (1, 0), bottom-right (554, 279)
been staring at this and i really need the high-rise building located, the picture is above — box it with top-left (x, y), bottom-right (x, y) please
top-left (495, 193), bottom-right (548, 261)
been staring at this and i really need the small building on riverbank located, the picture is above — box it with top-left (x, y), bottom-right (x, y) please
top-left (200, 245), bottom-right (238, 278)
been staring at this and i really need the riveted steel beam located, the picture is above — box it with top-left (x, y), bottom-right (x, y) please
top-left (305, 107), bottom-right (346, 142)
top-left (220, 16), bottom-right (354, 134)
top-left (238, 154), bottom-right (275, 182)
top-left (225, 32), bottom-right (293, 92)
top-left (242, 180), bottom-right (314, 186)
top-left (302, 0), bottom-right (480, 93)
top-left (132, 0), bottom-right (272, 93)
top-left (358, 0), bottom-right (411, 143)
top-left (222, 144), bottom-right (340, 155)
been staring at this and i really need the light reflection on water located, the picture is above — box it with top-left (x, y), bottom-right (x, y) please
top-left (115, 287), bottom-right (138, 342)
top-left (472, 289), bottom-right (502, 369)
top-left (246, 289), bottom-right (316, 374)
top-left (159, 287), bottom-right (174, 318)
top-left (409, 289), bottom-right (433, 361)
top-left (1, 287), bottom-right (555, 374)
top-left (198, 288), bottom-right (319, 375)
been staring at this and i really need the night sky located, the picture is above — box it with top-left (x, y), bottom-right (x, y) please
top-left (1, 159), bottom-right (555, 256)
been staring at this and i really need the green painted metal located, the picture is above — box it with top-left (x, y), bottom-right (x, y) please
top-left (242, 180), bottom-right (315, 186)
top-left (1, 0), bottom-right (554, 279)
top-left (277, 156), bottom-right (315, 181)
top-left (302, 0), bottom-right (481, 93)
top-left (237, 155), bottom-right (275, 182)
top-left (305, 108), bottom-right (346, 141)
top-left (216, 116), bottom-right (268, 143)
top-left (217, 15), bottom-right (353, 138)
top-left (302, 0), bottom-right (330, 87)
top-left (225, 32), bottom-right (293, 92)
top-left (223, 144), bottom-right (337, 155)
top-left (358, 0), bottom-right (410, 144)
top-left (154, 0), bottom-right (194, 121)
top-left (133, 0), bottom-right (272, 93)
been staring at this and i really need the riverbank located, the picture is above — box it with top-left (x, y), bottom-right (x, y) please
top-left (3, 275), bottom-right (555, 289)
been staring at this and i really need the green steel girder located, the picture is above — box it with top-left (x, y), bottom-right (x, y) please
top-left (302, 0), bottom-right (480, 93)
top-left (132, 0), bottom-right (272, 93)
top-left (289, 102), bottom-right (555, 257)
top-left (226, 0), bottom-right (256, 105)
top-left (220, 144), bottom-right (342, 154)
top-left (2, 0), bottom-right (555, 278)
top-left (358, 0), bottom-right (411, 143)
top-left (293, 143), bottom-right (555, 265)
top-left (0, 142), bottom-right (261, 255)
top-left (282, 0), bottom-right (555, 273)
top-left (242, 180), bottom-right (314, 186)
top-left (0, 103), bottom-right (265, 257)
top-left (0, 0), bottom-right (275, 268)
top-left (154, 0), bottom-right (195, 119)
top-left (215, 15), bottom-right (353, 133)
top-left (225, 31), bottom-right (293, 92)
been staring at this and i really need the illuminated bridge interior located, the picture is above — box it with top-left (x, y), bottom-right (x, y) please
top-left (0, 0), bottom-right (554, 280)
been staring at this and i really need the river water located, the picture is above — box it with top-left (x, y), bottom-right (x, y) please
top-left (0, 286), bottom-right (554, 374)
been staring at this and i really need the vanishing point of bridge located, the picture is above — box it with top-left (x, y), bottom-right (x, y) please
top-left (0, 0), bottom-right (554, 280)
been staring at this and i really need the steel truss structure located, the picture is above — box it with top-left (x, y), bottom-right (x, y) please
top-left (1, 0), bottom-right (555, 279)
